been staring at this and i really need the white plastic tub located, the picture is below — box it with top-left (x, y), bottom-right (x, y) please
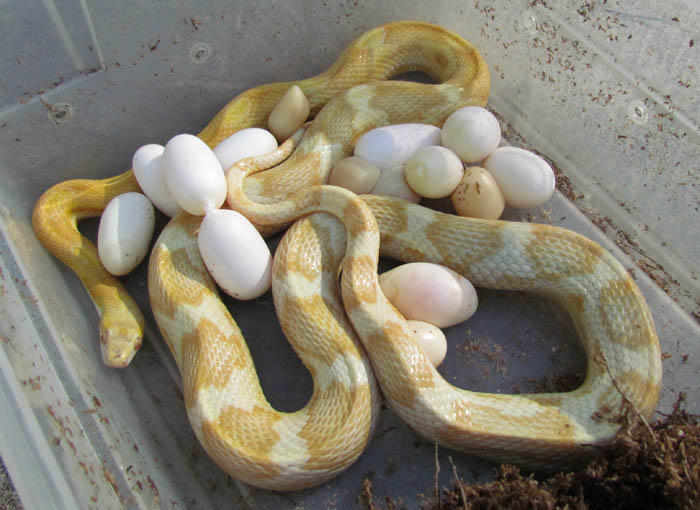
top-left (1, 1), bottom-right (698, 508)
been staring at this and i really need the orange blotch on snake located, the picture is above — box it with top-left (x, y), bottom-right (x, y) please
top-left (181, 318), bottom-right (249, 409)
top-left (200, 405), bottom-right (284, 478)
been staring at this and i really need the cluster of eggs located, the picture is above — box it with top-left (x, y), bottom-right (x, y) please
top-left (330, 106), bottom-right (556, 220)
top-left (97, 85), bottom-right (310, 295)
top-left (97, 87), bottom-right (555, 368)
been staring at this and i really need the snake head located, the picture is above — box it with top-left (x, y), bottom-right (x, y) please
top-left (99, 315), bottom-right (143, 368)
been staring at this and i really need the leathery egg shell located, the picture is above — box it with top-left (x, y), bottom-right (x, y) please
top-left (405, 145), bottom-right (464, 198)
top-left (213, 128), bottom-right (278, 175)
top-left (441, 106), bottom-right (501, 163)
top-left (354, 124), bottom-right (442, 169)
top-left (162, 134), bottom-right (226, 215)
top-left (451, 167), bottom-right (505, 219)
top-left (379, 262), bottom-right (477, 328)
top-left (197, 208), bottom-right (272, 300)
top-left (267, 85), bottom-right (311, 142)
top-left (482, 147), bottom-right (555, 208)
top-left (371, 165), bottom-right (420, 203)
top-left (98, 192), bottom-right (155, 276)
top-left (407, 320), bottom-right (447, 367)
top-left (328, 156), bottom-right (381, 194)
top-left (132, 144), bottom-right (182, 217)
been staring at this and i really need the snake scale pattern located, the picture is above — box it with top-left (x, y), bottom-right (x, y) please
top-left (32, 21), bottom-right (661, 490)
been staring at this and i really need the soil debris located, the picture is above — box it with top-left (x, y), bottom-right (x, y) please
top-left (422, 395), bottom-right (699, 510)
top-left (354, 396), bottom-right (698, 509)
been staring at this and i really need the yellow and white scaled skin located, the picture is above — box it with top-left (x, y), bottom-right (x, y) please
top-left (32, 20), bottom-right (661, 490)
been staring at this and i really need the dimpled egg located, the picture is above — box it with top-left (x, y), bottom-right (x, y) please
top-left (482, 147), bottom-right (555, 208)
top-left (451, 166), bottom-right (505, 219)
top-left (213, 128), bottom-right (278, 175)
top-left (162, 134), bottom-right (227, 216)
top-left (441, 106), bottom-right (501, 163)
top-left (98, 192), bottom-right (155, 276)
top-left (408, 320), bottom-right (447, 367)
top-left (132, 144), bottom-right (182, 217)
top-left (379, 262), bottom-right (478, 328)
top-left (354, 124), bottom-right (442, 169)
top-left (328, 156), bottom-right (381, 194)
top-left (197, 208), bottom-right (272, 300)
top-left (370, 165), bottom-right (421, 203)
top-left (405, 145), bottom-right (464, 198)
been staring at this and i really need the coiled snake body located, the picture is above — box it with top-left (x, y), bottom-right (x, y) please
top-left (33, 21), bottom-right (661, 490)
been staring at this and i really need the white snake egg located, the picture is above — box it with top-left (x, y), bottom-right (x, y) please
top-left (132, 144), bottom-right (182, 217)
top-left (162, 134), bottom-right (226, 216)
top-left (97, 192), bottom-right (155, 276)
top-left (213, 128), bottom-right (278, 175)
top-left (407, 320), bottom-right (447, 367)
top-left (379, 262), bottom-right (477, 328)
top-left (451, 166), bottom-right (505, 220)
top-left (405, 145), bottom-right (464, 199)
top-left (441, 106), bottom-right (501, 163)
top-left (370, 164), bottom-right (421, 203)
top-left (354, 123), bottom-right (442, 169)
top-left (197, 208), bottom-right (272, 300)
top-left (482, 147), bottom-right (555, 208)
top-left (328, 156), bottom-right (381, 194)
top-left (268, 85), bottom-right (311, 142)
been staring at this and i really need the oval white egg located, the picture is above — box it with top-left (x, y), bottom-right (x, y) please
top-left (370, 165), bottom-right (421, 203)
top-left (405, 145), bottom-right (464, 199)
top-left (197, 208), bottom-right (272, 300)
top-left (441, 106), bottom-right (501, 163)
top-left (132, 144), bottom-right (182, 217)
top-left (98, 192), bottom-right (155, 276)
top-left (213, 128), bottom-right (278, 174)
top-left (162, 134), bottom-right (226, 216)
top-left (354, 124), bottom-right (442, 169)
top-left (407, 320), bottom-right (447, 367)
top-left (379, 262), bottom-right (477, 328)
top-left (482, 147), bottom-right (555, 208)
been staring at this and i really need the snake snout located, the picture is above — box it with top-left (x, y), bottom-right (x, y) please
top-left (99, 323), bottom-right (142, 368)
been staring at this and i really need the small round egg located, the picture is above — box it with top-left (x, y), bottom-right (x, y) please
top-left (407, 320), bottom-right (447, 367)
top-left (451, 167), bottom-right (505, 219)
top-left (268, 85), bottom-right (310, 142)
top-left (379, 262), bottom-right (477, 328)
top-left (98, 192), bottom-right (155, 276)
top-left (213, 128), bottom-right (278, 174)
top-left (354, 124), bottom-right (442, 169)
top-left (197, 208), bottom-right (272, 300)
top-left (328, 156), bottom-right (381, 194)
top-left (162, 134), bottom-right (226, 216)
top-left (405, 145), bottom-right (464, 198)
top-left (132, 144), bottom-right (182, 217)
top-left (441, 106), bottom-right (501, 163)
top-left (482, 147), bottom-right (555, 208)
top-left (370, 165), bottom-right (421, 203)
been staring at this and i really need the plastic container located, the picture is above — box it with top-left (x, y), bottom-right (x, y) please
top-left (1, 2), bottom-right (698, 508)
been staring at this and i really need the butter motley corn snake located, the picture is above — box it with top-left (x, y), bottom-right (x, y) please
top-left (32, 20), bottom-right (661, 490)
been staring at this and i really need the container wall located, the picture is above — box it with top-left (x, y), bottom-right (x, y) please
top-left (1, 1), bottom-right (698, 508)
